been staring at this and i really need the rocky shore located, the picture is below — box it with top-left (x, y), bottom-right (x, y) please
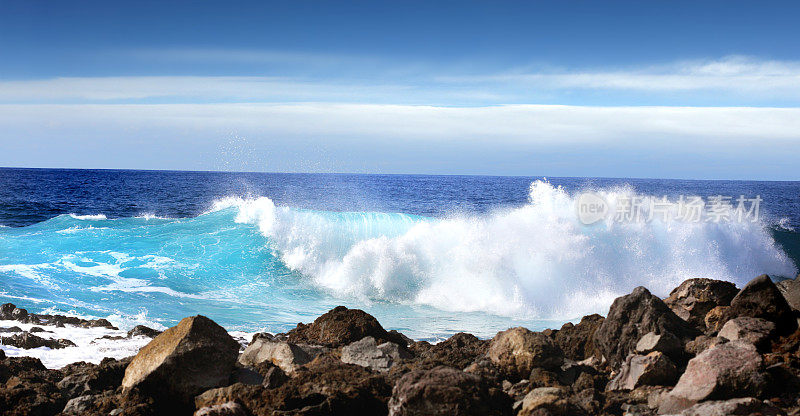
top-left (1, 274), bottom-right (800, 415)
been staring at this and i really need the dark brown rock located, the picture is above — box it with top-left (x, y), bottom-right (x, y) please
top-left (724, 274), bottom-right (798, 335)
top-left (388, 366), bottom-right (512, 416)
top-left (718, 316), bottom-right (776, 349)
top-left (0, 356), bottom-right (65, 416)
top-left (553, 314), bottom-right (604, 361)
top-left (0, 332), bottom-right (76, 349)
top-left (593, 286), bottom-right (698, 367)
top-left (287, 306), bottom-right (401, 347)
top-left (664, 279), bottom-right (738, 330)
top-left (122, 315), bottom-right (240, 410)
top-left (58, 357), bottom-right (131, 399)
top-left (196, 355), bottom-right (392, 415)
top-left (127, 325), bottom-right (162, 338)
top-left (411, 332), bottom-right (487, 370)
top-left (684, 335), bottom-right (727, 356)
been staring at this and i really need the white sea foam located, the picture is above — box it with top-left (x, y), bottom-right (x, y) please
top-left (68, 213), bottom-right (107, 221)
top-left (213, 180), bottom-right (798, 320)
top-left (0, 319), bottom-right (151, 369)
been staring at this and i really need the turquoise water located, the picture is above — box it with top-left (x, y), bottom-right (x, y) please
top-left (1, 169), bottom-right (798, 340)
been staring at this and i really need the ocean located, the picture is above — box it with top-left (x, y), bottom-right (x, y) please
top-left (1, 167), bottom-right (798, 342)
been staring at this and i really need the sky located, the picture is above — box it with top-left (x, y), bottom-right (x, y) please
top-left (1, 1), bottom-right (799, 179)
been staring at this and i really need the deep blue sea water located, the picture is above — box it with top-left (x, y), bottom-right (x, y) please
top-left (1, 168), bottom-right (798, 340)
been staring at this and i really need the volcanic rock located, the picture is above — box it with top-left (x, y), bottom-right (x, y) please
top-left (593, 287), bottom-right (698, 367)
top-left (121, 315), bottom-right (239, 409)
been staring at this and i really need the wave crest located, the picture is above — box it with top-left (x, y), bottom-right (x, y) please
top-left (216, 180), bottom-right (798, 319)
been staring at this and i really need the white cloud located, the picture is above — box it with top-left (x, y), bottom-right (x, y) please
top-left (1, 102), bottom-right (798, 143)
top-left (1, 56), bottom-right (799, 104)
top-left (443, 56), bottom-right (800, 94)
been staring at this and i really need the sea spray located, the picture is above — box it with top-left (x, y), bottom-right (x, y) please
top-left (218, 180), bottom-right (797, 319)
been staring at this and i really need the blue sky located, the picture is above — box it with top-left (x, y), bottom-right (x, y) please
top-left (1, 1), bottom-right (799, 179)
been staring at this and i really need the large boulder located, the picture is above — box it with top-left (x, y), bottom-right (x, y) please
top-left (717, 317), bottom-right (776, 349)
top-left (723, 274), bottom-right (797, 335)
top-left (387, 366), bottom-right (512, 416)
top-left (238, 337), bottom-right (327, 374)
top-left (657, 341), bottom-right (767, 414)
top-left (593, 287), bottom-right (698, 367)
top-left (664, 279), bottom-right (738, 330)
top-left (121, 315), bottom-right (240, 409)
top-left (606, 352), bottom-right (678, 391)
top-left (486, 327), bottom-right (564, 380)
top-left (287, 306), bottom-right (402, 347)
top-left (341, 336), bottom-right (411, 372)
top-left (776, 274), bottom-right (800, 313)
top-left (553, 314), bottom-right (604, 361)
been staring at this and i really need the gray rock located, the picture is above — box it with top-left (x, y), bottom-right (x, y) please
top-left (340, 336), bottom-right (411, 372)
top-left (606, 352), bottom-right (678, 391)
top-left (776, 274), bottom-right (800, 313)
top-left (61, 394), bottom-right (95, 415)
top-left (657, 341), bottom-right (767, 414)
top-left (717, 317), bottom-right (775, 348)
top-left (678, 397), bottom-right (781, 415)
top-left (636, 331), bottom-right (682, 357)
top-left (194, 401), bottom-right (248, 416)
top-left (518, 387), bottom-right (568, 416)
top-left (121, 315), bottom-right (240, 408)
top-left (237, 337), bottom-right (327, 374)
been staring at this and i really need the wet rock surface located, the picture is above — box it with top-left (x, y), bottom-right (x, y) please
top-left (0, 275), bottom-right (799, 415)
